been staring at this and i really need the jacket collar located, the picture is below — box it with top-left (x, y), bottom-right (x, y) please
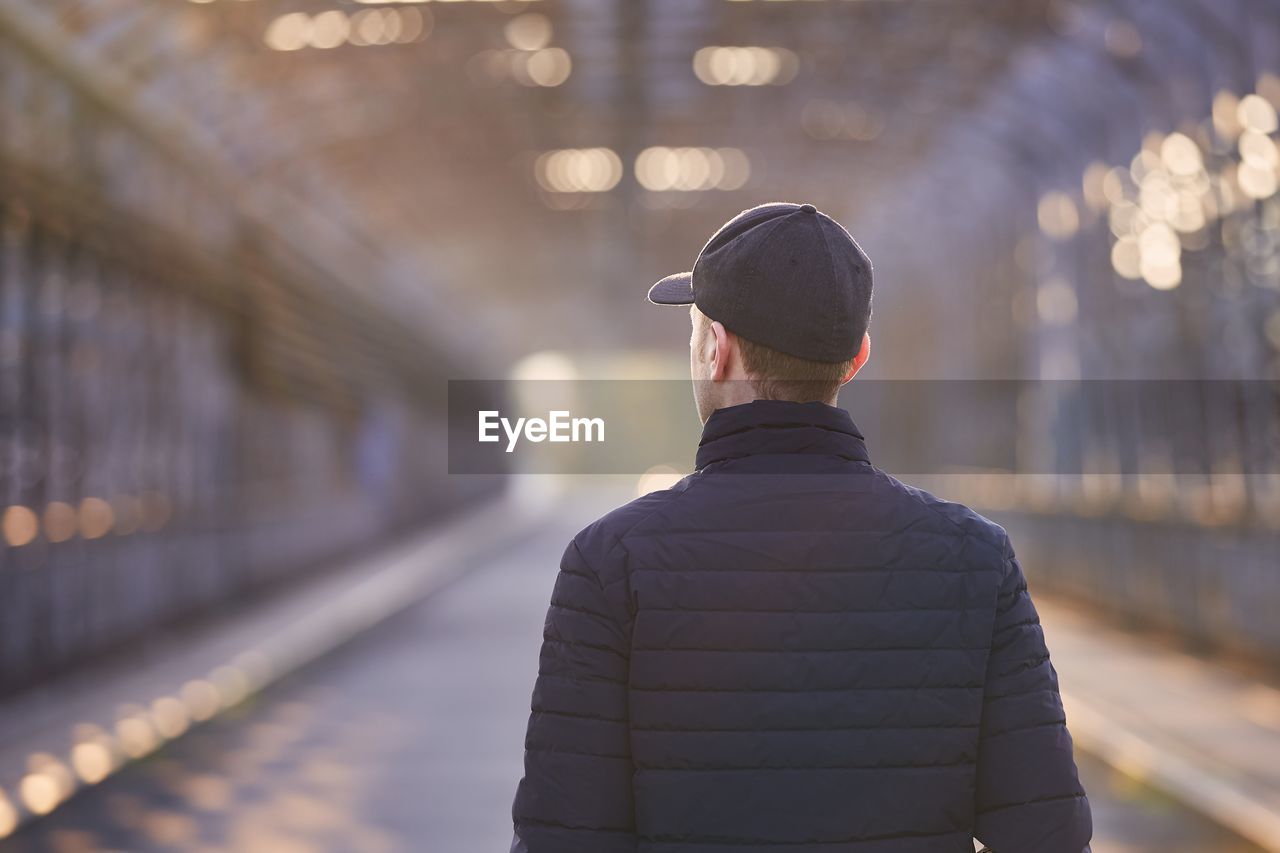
top-left (695, 399), bottom-right (870, 470)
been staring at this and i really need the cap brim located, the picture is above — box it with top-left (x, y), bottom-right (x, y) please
top-left (647, 272), bottom-right (695, 305)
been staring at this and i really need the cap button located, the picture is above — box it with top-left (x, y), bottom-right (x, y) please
top-left (799, 203), bottom-right (817, 214)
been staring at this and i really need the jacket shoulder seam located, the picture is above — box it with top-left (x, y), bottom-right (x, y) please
top-left (878, 470), bottom-right (1007, 563)
top-left (571, 473), bottom-right (713, 590)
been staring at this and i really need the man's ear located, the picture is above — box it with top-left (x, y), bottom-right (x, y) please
top-left (840, 333), bottom-right (871, 385)
top-left (709, 320), bottom-right (733, 381)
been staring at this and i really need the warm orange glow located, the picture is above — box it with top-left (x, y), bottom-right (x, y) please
top-left (116, 710), bottom-right (159, 759)
top-left (535, 148), bottom-right (622, 193)
top-left (71, 740), bottom-right (114, 785)
top-left (182, 679), bottom-right (222, 722)
top-left (1213, 90), bottom-right (1243, 139)
top-left (519, 48), bottom-right (572, 87)
top-left (43, 501), bottom-right (77, 543)
top-left (2, 505), bottom-right (38, 547)
top-left (505, 13), bottom-right (552, 51)
top-left (1037, 191), bottom-right (1079, 240)
top-left (635, 147), bottom-right (749, 192)
top-left (78, 497), bottom-right (114, 539)
top-left (151, 696), bottom-right (191, 739)
top-left (0, 790), bottom-right (16, 838)
top-left (210, 665), bottom-right (251, 707)
top-left (1238, 94), bottom-right (1279, 134)
top-left (18, 773), bottom-right (60, 815)
top-left (19, 755), bottom-right (73, 816)
top-left (693, 46), bottom-right (798, 86)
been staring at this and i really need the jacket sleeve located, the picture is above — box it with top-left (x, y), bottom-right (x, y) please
top-left (973, 537), bottom-right (1092, 852)
top-left (511, 539), bottom-right (637, 853)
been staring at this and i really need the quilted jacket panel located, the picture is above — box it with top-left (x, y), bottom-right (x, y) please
top-left (512, 400), bottom-right (1091, 852)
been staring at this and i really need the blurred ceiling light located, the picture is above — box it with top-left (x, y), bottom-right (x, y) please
top-left (210, 665), bottom-right (251, 708)
top-left (1238, 130), bottom-right (1279, 170)
top-left (151, 697), bottom-right (191, 739)
top-left (1138, 223), bottom-right (1182, 289)
top-left (1138, 172), bottom-right (1179, 222)
top-left (269, 9), bottom-right (426, 51)
top-left (1258, 72), bottom-right (1280, 110)
top-left (0, 791), bottom-right (15, 839)
top-left (232, 651), bottom-right (273, 690)
top-left (519, 48), bottom-right (572, 87)
top-left (116, 707), bottom-right (159, 758)
top-left (18, 772), bottom-right (60, 816)
top-left (1237, 161), bottom-right (1278, 200)
top-left (1100, 166), bottom-right (1128, 206)
top-left (1213, 90), bottom-right (1243, 140)
top-left (181, 680), bottom-right (223, 722)
top-left (264, 13), bottom-right (311, 51)
top-left (693, 46), bottom-right (798, 86)
top-left (510, 351), bottom-right (578, 381)
top-left (1140, 258), bottom-right (1182, 290)
top-left (1089, 102), bottom-right (1280, 281)
top-left (2, 505), bottom-right (37, 547)
top-left (70, 736), bottom-right (114, 785)
top-left (1081, 161), bottom-right (1111, 211)
top-left (505, 13), bottom-right (552, 51)
top-left (396, 8), bottom-right (427, 41)
top-left (1237, 94), bottom-right (1279, 134)
top-left (1036, 278), bottom-right (1078, 325)
top-left (1160, 133), bottom-right (1203, 177)
top-left (20, 754), bottom-right (73, 816)
top-left (1110, 235), bottom-right (1141, 279)
top-left (535, 148), bottom-right (622, 193)
top-left (1169, 192), bottom-right (1206, 234)
top-left (310, 11), bottom-right (350, 49)
top-left (1128, 148), bottom-right (1162, 184)
top-left (78, 497), bottom-right (114, 539)
top-left (1103, 19), bottom-right (1142, 59)
top-left (351, 8), bottom-right (425, 45)
top-left (1138, 222), bottom-right (1180, 267)
top-left (43, 501), bottom-right (77, 543)
top-left (1108, 200), bottom-right (1145, 239)
top-left (636, 147), bottom-right (749, 192)
top-left (1036, 191), bottom-right (1079, 240)
top-left (351, 9), bottom-right (392, 46)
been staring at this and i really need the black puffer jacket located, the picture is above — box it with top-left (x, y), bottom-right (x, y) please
top-left (512, 400), bottom-right (1091, 852)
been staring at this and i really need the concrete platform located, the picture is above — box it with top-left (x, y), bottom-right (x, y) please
top-left (1046, 597), bottom-right (1280, 851)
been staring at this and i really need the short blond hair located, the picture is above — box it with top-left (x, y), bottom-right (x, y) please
top-left (696, 310), bottom-right (854, 402)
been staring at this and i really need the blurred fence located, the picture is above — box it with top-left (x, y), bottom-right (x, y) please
top-left (997, 508), bottom-right (1280, 660)
top-left (0, 5), bottom-right (499, 696)
top-left (842, 1), bottom-right (1280, 658)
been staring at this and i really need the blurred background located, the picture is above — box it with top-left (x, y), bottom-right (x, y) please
top-left (1, 0), bottom-right (1280, 850)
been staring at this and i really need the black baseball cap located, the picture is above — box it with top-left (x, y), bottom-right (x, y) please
top-left (647, 202), bottom-right (873, 362)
